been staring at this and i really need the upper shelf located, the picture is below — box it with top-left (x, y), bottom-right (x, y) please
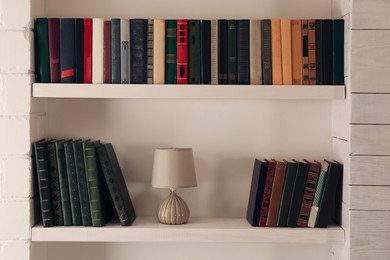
top-left (31, 217), bottom-right (345, 244)
top-left (33, 84), bottom-right (345, 100)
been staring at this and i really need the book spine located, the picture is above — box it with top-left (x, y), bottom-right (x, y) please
top-left (333, 20), bottom-right (344, 85)
top-left (60, 18), bottom-right (75, 83)
top-left (315, 20), bottom-right (323, 85)
top-left (75, 19), bottom-right (84, 83)
top-left (227, 20), bottom-right (237, 84)
top-left (83, 18), bottom-right (92, 83)
top-left (237, 20), bottom-right (250, 85)
top-left (130, 19), bottom-right (148, 84)
top-left (259, 160), bottom-right (276, 227)
top-left (308, 161), bottom-right (328, 228)
top-left (153, 19), bottom-right (165, 84)
top-left (120, 19), bottom-right (130, 84)
top-left (322, 20), bottom-right (333, 85)
top-left (201, 20), bottom-right (211, 84)
top-left (103, 20), bottom-right (112, 84)
top-left (281, 19), bottom-right (292, 85)
top-left (177, 19), bottom-right (189, 84)
top-left (189, 20), bottom-right (201, 84)
top-left (271, 19), bottom-right (282, 85)
top-left (250, 20), bottom-right (262, 85)
top-left (48, 18), bottom-right (60, 83)
top-left (297, 161), bottom-right (320, 227)
top-left (261, 20), bottom-right (272, 85)
top-left (64, 142), bottom-right (82, 226)
top-left (277, 162), bottom-right (298, 227)
top-left (302, 20), bottom-right (309, 85)
top-left (55, 141), bottom-right (72, 226)
top-left (111, 19), bottom-right (121, 84)
top-left (92, 18), bottom-right (104, 83)
top-left (46, 141), bottom-right (64, 226)
top-left (36, 18), bottom-right (50, 83)
top-left (218, 20), bottom-right (228, 84)
top-left (211, 20), bottom-right (218, 85)
top-left (165, 20), bottom-right (177, 84)
top-left (147, 19), bottom-right (154, 84)
top-left (266, 161), bottom-right (287, 227)
top-left (73, 142), bottom-right (92, 226)
top-left (34, 141), bottom-right (54, 227)
top-left (308, 19), bottom-right (317, 85)
top-left (291, 20), bottom-right (303, 85)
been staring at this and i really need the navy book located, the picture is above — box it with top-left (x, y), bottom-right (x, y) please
top-left (201, 20), bottom-right (211, 84)
top-left (130, 19), bottom-right (148, 84)
top-left (218, 20), bottom-right (228, 84)
top-left (333, 20), bottom-right (344, 85)
top-left (322, 20), bottom-right (333, 85)
top-left (227, 20), bottom-right (237, 84)
top-left (111, 19), bottom-right (121, 84)
top-left (60, 19), bottom-right (75, 83)
top-left (315, 20), bottom-right (323, 85)
top-left (75, 19), bottom-right (84, 83)
top-left (261, 20), bottom-right (272, 85)
top-left (237, 20), bottom-right (250, 84)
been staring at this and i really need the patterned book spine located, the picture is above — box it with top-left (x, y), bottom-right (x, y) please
top-left (218, 20), bottom-right (228, 84)
top-left (34, 141), bottom-right (54, 227)
top-left (308, 19), bottom-right (316, 85)
top-left (291, 20), bottom-right (303, 85)
top-left (36, 18), bottom-right (50, 83)
top-left (165, 20), bottom-right (177, 84)
top-left (111, 19), bottom-right (121, 84)
top-left (271, 19), bottom-right (282, 85)
top-left (153, 19), bottom-right (165, 84)
top-left (302, 20), bottom-right (309, 85)
top-left (250, 20), bottom-right (262, 85)
top-left (189, 20), bottom-right (201, 84)
top-left (259, 159), bottom-right (277, 227)
top-left (277, 161), bottom-right (298, 227)
top-left (201, 20), bottom-right (211, 84)
top-left (261, 20), bottom-right (272, 85)
top-left (60, 18), bottom-right (75, 83)
top-left (333, 20), bottom-right (344, 85)
top-left (297, 161), bottom-right (320, 227)
top-left (130, 19), bottom-right (148, 84)
top-left (322, 20), bottom-right (333, 85)
top-left (103, 20), bottom-right (112, 84)
top-left (83, 18), bottom-right (92, 83)
top-left (177, 19), bottom-right (189, 84)
top-left (64, 141), bottom-right (82, 226)
top-left (92, 18), bottom-right (104, 83)
top-left (266, 161), bottom-right (287, 227)
top-left (315, 20), bottom-right (323, 85)
top-left (46, 141), bottom-right (64, 226)
top-left (227, 20), bottom-right (237, 84)
top-left (147, 19), bottom-right (154, 84)
top-left (75, 19), bottom-right (84, 83)
top-left (211, 20), bottom-right (218, 85)
top-left (48, 18), bottom-right (60, 83)
top-left (121, 19), bottom-right (130, 84)
top-left (237, 20), bottom-right (250, 84)
top-left (281, 19), bottom-right (292, 85)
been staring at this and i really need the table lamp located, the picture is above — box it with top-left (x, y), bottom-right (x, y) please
top-left (152, 148), bottom-right (197, 225)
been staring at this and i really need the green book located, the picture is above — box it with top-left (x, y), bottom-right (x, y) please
top-left (165, 20), bottom-right (177, 84)
top-left (189, 20), bottom-right (201, 84)
top-left (46, 140), bottom-right (64, 226)
top-left (35, 18), bottom-right (50, 83)
top-left (276, 160), bottom-right (298, 227)
top-left (64, 141), bottom-right (82, 226)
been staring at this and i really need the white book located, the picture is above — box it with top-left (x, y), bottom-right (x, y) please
top-left (92, 18), bottom-right (104, 83)
top-left (120, 19), bottom-right (130, 84)
top-left (250, 20), bottom-right (262, 85)
top-left (153, 19), bottom-right (165, 84)
top-left (211, 20), bottom-right (218, 85)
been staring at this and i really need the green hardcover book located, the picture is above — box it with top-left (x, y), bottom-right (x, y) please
top-left (35, 18), bottom-right (50, 83)
top-left (276, 160), bottom-right (298, 227)
top-left (165, 20), bottom-right (177, 84)
top-left (46, 140), bottom-right (64, 226)
top-left (189, 20), bottom-right (201, 84)
top-left (64, 141), bottom-right (82, 226)
top-left (55, 140), bottom-right (72, 226)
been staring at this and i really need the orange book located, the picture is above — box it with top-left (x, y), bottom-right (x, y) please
top-left (308, 19), bottom-right (316, 84)
top-left (291, 20), bottom-right (303, 85)
top-left (281, 20), bottom-right (292, 85)
top-left (302, 20), bottom-right (309, 85)
top-left (271, 19), bottom-right (282, 85)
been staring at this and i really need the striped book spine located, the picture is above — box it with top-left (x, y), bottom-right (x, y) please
top-left (308, 19), bottom-right (317, 84)
top-left (147, 19), bottom-right (154, 84)
top-left (308, 161), bottom-right (329, 227)
top-left (177, 19), bottom-right (188, 84)
top-left (259, 159), bottom-right (277, 227)
top-left (130, 19), bottom-right (148, 84)
top-left (302, 20), bottom-right (309, 85)
top-left (211, 20), bottom-right (218, 85)
top-left (165, 20), bottom-right (177, 84)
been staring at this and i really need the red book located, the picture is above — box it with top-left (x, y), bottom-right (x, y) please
top-left (48, 18), bottom-right (60, 83)
top-left (259, 159), bottom-right (277, 227)
top-left (84, 18), bottom-right (92, 83)
top-left (103, 20), bottom-right (111, 84)
top-left (176, 20), bottom-right (188, 84)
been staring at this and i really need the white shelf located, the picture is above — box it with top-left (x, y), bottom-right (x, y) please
top-left (33, 84), bottom-right (345, 100)
top-left (31, 217), bottom-right (344, 244)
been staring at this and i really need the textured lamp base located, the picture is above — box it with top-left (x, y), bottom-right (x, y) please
top-left (157, 190), bottom-right (190, 225)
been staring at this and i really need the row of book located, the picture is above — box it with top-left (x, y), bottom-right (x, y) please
top-left (246, 159), bottom-right (342, 228)
top-left (35, 18), bottom-right (344, 86)
top-left (33, 139), bottom-right (136, 227)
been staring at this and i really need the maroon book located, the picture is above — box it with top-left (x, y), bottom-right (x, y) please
top-left (259, 159), bottom-right (277, 227)
top-left (103, 21), bottom-right (111, 84)
top-left (176, 20), bottom-right (188, 84)
top-left (84, 18), bottom-right (92, 83)
top-left (48, 18), bottom-right (60, 83)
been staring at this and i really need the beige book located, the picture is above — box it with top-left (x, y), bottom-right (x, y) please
top-left (211, 20), bottom-right (218, 85)
top-left (281, 19), bottom-right (292, 85)
top-left (92, 18), bottom-right (104, 83)
top-left (153, 19), bottom-right (165, 84)
top-left (250, 20), bottom-right (262, 85)
top-left (271, 19), bottom-right (282, 85)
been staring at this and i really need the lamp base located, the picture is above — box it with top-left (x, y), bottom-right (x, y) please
top-left (157, 189), bottom-right (190, 225)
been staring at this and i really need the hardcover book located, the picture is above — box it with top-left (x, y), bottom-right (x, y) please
top-left (281, 19), bottom-right (292, 85)
top-left (103, 20), bottom-right (112, 84)
top-left (236, 20), bottom-right (250, 85)
top-left (153, 19), bottom-right (165, 84)
top-left (315, 20), bottom-right (323, 85)
top-left (75, 19), bottom-right (84, 83)
top-left (218, 20), bottom-right (228, 84)
top-left (83, 18), bottom-right (92, 83)
top-left (271, 19), bottom-right (282, 85)
top-left (121, 19), bottom-right (130, 84)
top-left (259, 159), bottom-right (277, 227)
top-left (60, 18), bottom-right (75, 83)
top-left (147, 19), bottom-right (154, 84)
top-left (201, 20), bottom-right (212, 84)
top-left (177, 19), bottom-right (189, 84)
top-left (302, 20), bottom-right (309, 85)
top-left (261, 19), bottom-right (272, 85)
top-left (165, 20), bottom-right (177, 84)
top-left (189, 20), bottom-right (201, 84)
top-left (48, 18), bottom-right (60, 83)
top-left (130, 19), bottom-right (148, 84)
top-left (291, 20), bottom-right (303, 85)
top-left (333, 20), bottom-right (344, 85)
top-left (308, 20), bottom-right (317, 85)
top-left (322, 20), bottom-right (333, 85)
top-left (227, 20), bottom-right (237, 84)
top-left (92, 18), bottom-right (104, 83)
top-left (36, 18), bottom-right (50, 83)
top-left (111, 18), bottom-right (121, 84)
top-left (250, 20), bottom-right (262, 85)
top-left (211, 20), bottom-right (218, 85)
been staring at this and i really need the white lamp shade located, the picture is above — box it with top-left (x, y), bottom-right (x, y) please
top-left (152, 148), bottom-right (197, 188)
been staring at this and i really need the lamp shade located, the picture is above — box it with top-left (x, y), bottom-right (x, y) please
top-left (152, 148), bottom-right (197, 188)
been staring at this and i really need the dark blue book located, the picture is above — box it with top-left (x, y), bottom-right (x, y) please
top-left (130, 19), bottom-right (148, 84)
top-left (237, 20), bottom-right (250, 85)
top-left (227, 20), bottom-right (237, 84)
top-left (218, 20), bottom-right (228, 84)
top-left (322, 20), bottom-right (333, 85)
top-left (333, 20), bottom-right (344, 85)
top-left (201, 20), bottom-right (211, 84)
top-left (189, 20), bottom-right (201, 84)
top-left (315, 20), bottom-right (323, 85)
top-left (111, 19), bottom-right (121, 84)
top-left (60, 18), bottom-right (75, 83)
top-left (75, 19), bottom-right (84, 83)
top-left (261, 20), bottom-right (272, 85)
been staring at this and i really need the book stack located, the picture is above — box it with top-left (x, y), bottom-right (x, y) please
top-left (32, 139), bottom-right (136, 227)
top-left (246, 159), bottom-right (342, 228)
top-left (35, 18), bottom-right (344, 85)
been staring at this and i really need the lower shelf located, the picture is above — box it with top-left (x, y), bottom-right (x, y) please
top-left (31, 217), bottom-right (344, 244)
